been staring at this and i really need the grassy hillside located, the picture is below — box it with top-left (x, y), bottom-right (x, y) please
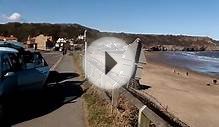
top-left (0, 22), bottom-right (216, 48)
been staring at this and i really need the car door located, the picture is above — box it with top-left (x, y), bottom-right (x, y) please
top-left (17, 52), bottom-right (49, 90)
top-left (32, 52), bottom-right (49, 87)
top-left (0, 53), bottom-right (17, 96)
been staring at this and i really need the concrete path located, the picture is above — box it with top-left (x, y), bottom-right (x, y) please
top-left (13, 54), bottom-right (86, 127)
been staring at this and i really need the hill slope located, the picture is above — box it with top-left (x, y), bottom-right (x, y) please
top-left (0, 23), bottom-right (216, 49)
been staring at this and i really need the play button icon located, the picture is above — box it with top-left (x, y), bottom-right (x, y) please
top-left (84, 37), bottom-right (135, 90)
top-left (105, 52), bottom-right (117, 74)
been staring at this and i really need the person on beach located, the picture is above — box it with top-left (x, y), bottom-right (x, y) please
top-left (213, 79), bottom-right (217, 85)
top-left (173, 68), bottom-right (176, 73)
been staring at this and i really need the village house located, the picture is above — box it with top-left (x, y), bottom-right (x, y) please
top-left (77, 30), bottom-right (87, 41)
top-left (35, 34), bottom-right (53, 50)
top-left (0, 35), bottom-right (18, 42)
top-left (54, 38), bottom-right (67, 51)
top-left (72, 30), bottom-right (87, 50)
top-left (26, 35), bottom-right (36, 48)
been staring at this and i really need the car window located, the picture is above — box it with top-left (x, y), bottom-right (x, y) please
top-left (23, 52), bottom-right (47, 69)
top-left (8, 53), bottom-right (20, 70)
top-left (2, 54), bottom-right (13, 73)
top-left (33, 53), bottom-right (47, 67)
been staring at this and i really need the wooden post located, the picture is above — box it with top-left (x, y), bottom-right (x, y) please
top-left (138, 105), bottom-right (150, 127)
top-left (84, 41), bottom-right (87, 79)
top-left (111, 87), bottom-right (119, 113)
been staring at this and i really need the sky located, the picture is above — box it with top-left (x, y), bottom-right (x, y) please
top-left (0, 0), bottom-right (219, 39)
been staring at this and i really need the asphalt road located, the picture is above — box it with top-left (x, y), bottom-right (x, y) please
top-left (41, 51), bottom-right (63, 68)
top-left (2, 52), bottom-right (86, 127)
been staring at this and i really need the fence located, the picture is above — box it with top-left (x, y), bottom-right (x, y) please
top-left (84, 38), bottom-right (189, 127)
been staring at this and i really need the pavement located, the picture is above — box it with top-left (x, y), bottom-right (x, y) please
top-left (10, 53), bottom-right (86, 127)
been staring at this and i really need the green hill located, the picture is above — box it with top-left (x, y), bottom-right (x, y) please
top-left (0, 22), bottom-right (216, 49)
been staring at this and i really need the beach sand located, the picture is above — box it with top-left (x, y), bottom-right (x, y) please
top-left (141, 52), bottom-right (219, 127)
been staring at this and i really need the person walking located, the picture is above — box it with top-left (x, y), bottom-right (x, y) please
top-left (62, 43), bottom-right (67, 55)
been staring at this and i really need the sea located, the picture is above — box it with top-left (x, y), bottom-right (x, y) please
top-left (162, 51), bottom-right (219, 77)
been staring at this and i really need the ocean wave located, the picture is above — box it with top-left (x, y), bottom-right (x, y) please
top-left (180, 52), bottom-right (219, 63)
top-left (165, 51), bottom-right (219, 77)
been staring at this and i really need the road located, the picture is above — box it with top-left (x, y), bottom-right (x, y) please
top-left (41, 51), bottom-right (63, 68)
top-left (4, 52), bottom-right (86, 127)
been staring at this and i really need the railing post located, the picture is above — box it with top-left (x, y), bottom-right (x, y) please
top-left (138, 105), bottom-right (150, 127)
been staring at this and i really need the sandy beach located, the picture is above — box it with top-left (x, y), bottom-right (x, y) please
top-left (141, 52), bottom-right (219, 127)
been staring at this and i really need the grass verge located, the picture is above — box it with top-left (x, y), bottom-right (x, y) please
top-left (83, 86), bottom-right (114, 127)
top-left (70, 51), bottom-right (85, 79)
top-left (83, 86), bottom-right (138, 127)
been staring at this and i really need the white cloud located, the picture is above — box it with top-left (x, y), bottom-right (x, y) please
top-left (6, 12), bottom-right (22, 22)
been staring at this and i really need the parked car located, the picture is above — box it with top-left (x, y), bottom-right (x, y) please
top-left (0, 42), bottom-right (49, 121)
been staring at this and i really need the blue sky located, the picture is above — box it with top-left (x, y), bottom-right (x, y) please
top-left (0, 0), bottom-right (219, 39)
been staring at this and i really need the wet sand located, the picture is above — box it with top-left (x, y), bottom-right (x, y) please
top-left (141, 52), bottom-right (219, 127)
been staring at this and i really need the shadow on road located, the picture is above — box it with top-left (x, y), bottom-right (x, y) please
top-left (1, 71), bottom-right (83, 126)
top-left (47, 71), bottom-right (80, 84)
